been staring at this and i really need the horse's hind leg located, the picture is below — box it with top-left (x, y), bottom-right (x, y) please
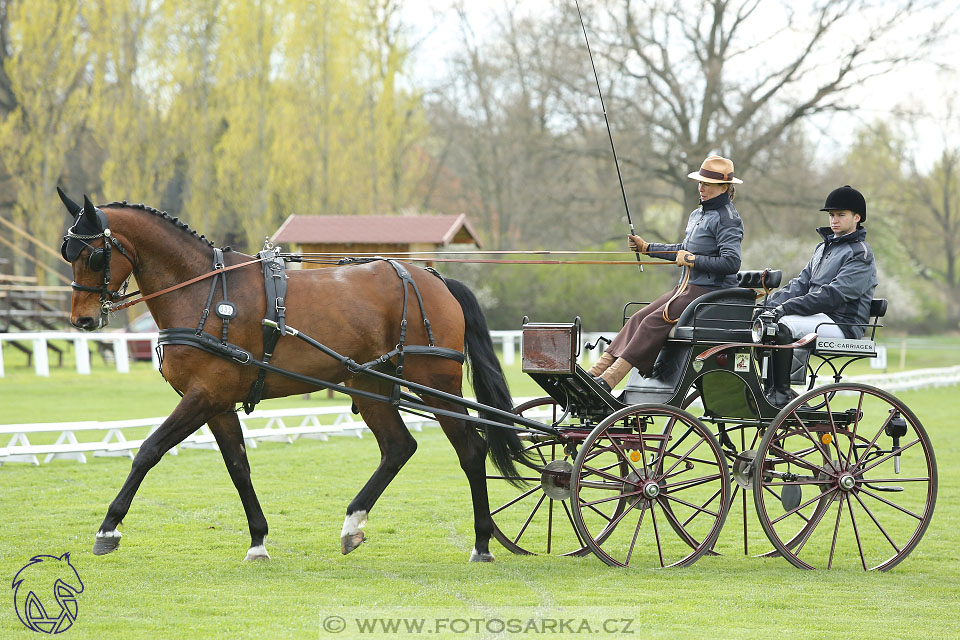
top-left (208, 411), bottom-right (270, 561)
top-left (341, 387), bottom-right (418, 554)
top-left (425, 401), bottom-right (498, 563)
top-left (94, 391), bottom-right (224, 555)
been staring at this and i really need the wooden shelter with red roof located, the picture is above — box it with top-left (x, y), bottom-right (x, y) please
top-left (271, 214), bottom-right (481, 268)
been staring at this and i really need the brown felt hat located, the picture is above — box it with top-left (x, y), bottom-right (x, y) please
top-left (687, 155), bottom-right (743, 184)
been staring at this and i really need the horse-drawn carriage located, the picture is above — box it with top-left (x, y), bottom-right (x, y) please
top-left (57, 192), bottom-right (936, 571)
top-left (489, 273), bottom-right (936, 570)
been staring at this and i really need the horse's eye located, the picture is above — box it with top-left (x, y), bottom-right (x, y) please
top-left (87, 249), bottom-right (106, 272)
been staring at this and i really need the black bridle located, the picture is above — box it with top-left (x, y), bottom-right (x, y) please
top-left (61, 208), bottom-right (137, 312)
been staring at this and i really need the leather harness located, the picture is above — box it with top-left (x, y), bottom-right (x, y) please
top-left (158, 254), bottom-right (463, 413)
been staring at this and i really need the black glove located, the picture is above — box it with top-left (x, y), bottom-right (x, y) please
top-left (768, 306), bottom-right (785, 322)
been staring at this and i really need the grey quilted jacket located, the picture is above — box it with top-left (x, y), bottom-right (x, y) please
top-left (646, 191), bottom-right (744, 290)
top-left (766, 226), bottom-right (877, 338)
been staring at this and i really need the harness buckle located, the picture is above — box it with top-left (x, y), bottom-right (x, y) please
top-left (275, 297), bottom-right (285, 314)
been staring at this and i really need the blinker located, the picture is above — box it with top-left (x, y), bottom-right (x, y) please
top-left (87, 248), bottom-right (107, 272)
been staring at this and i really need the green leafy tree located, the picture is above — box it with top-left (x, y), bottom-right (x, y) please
top-left (0, 0), bottom-right (90, 280)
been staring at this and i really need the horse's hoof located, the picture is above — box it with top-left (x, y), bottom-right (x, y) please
top-left (469, 548), bottom-right (495, 562)
top-left (341, 530), bottom-right (365, 555)
top-left (93, 530), bottom-right (122, 556)
top-left (244, 544), bottom-right (270, 561)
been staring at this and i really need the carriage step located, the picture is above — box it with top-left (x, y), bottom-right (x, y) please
top-left (863, 482), bottom-right (903, 492)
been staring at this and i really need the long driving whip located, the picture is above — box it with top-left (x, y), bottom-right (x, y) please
top-left (574, 0), bottom-right (643, 271)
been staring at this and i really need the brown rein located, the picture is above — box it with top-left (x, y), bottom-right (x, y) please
top-left (289, 249), bottom-right (687, 267)
top-left (105, 250), bottom-right (700, 313)
top-left (661, 265), bottom-right (692, 324)
top-left (107, 257), bottom-right (266, 313)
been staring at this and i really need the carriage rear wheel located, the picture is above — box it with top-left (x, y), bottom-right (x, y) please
top-left (753, 383), bottom-right (937, 570)
top-left (489, 397), bottom-right (616, 556)
top-left (570, 403), bottom-right (730, 567)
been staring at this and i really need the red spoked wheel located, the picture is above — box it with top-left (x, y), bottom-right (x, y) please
top-left (753, 383), bottom-right (937, 570)
top-left (488, 397), bottom-right (612, 556)
top-left (570, 403), bottom-right (730, 568)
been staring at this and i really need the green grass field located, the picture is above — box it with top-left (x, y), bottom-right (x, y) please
top-left (1, 344), bottom-right (959, 638)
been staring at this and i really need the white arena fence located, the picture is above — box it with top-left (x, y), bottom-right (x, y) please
top-left (3, 330), bottom-right (951, 378)
top-left (0, 330), bottom-right (607, 378)
top-left (2, 365), bottom-right (960, 466)
top-left (0, 399), bottom-right (542, 466)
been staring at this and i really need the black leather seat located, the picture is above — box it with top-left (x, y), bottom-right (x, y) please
top-left (623, 287), bottom-right (758, 398)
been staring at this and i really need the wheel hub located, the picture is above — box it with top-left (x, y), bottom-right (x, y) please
top-left (624, 470), bottom-right (660, 505)
top-left (732, 449), bottom-right (757, 490)
top-left (838, 474), bottom-right (856, 492)
top-left (540, 460), bottom-right (573, 500)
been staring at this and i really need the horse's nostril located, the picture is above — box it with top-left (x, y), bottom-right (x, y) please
top-left (76, 316), bottom-right (95, 329)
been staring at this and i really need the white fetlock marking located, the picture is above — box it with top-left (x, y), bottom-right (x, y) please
top-left (245, 544), bottom-right (270, 560)
top-left (470, 547), bottom-right (494, 561)
top-left (341, 511), bottom-right (368, 537)
top-left (97, 529), bottom-right (122, 540)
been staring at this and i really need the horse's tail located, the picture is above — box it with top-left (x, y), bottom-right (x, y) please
top-left (444, 278), bottom-right (529, 487)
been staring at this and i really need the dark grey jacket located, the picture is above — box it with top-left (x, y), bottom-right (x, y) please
top-left (646, 191), bottom-right (744, 290)
top-left (766, 226), bottom-right (877, 338)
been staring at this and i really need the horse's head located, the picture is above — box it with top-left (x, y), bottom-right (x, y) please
top-left (58, 188), bottom-right (136, 330)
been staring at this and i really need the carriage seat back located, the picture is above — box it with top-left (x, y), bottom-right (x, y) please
top-left (668, 287), bottom-right (757, 343)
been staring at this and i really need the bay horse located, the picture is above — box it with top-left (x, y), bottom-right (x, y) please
top-left (57, 190), bottom-right (526, 562)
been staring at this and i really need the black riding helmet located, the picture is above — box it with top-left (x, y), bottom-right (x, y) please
top-left (820, 185), bottom-right (866, 222)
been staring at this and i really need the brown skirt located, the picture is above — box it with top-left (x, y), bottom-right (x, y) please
top-left (606, 283), bottom-right (711, 376)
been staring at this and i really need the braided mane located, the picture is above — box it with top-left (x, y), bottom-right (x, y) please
top-left (101, 200), bottom-right (219, 249)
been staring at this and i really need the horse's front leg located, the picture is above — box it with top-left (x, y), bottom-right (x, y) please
top-left (341, 383), bottom-right (419, 555)
top-left (208, 411), bottom-right (270, 561)
top-left (93, 392), bottom-right (223, 555)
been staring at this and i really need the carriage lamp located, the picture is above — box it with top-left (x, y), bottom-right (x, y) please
top-left (752, 311), bottom-right (779, 344)
top-left (885, 410), bottom-right (908, 474)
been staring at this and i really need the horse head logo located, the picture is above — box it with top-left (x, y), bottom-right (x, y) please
top-left (11, 553), bottom-right (84, 634)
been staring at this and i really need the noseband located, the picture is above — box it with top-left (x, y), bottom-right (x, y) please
top-left (62, 209), bottom-right (136, 312)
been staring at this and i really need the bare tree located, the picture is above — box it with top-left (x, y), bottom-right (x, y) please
top-left (422, 1), bottom-right (632, 249)
top-left (604, 0), bottom-right (953, 216)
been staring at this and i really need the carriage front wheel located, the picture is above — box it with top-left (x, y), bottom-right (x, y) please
top-left (488, 397), bottom-right (600, 556)
top-left (752, 383), bottom-right (937, 570)
top-left (570, 403), bottom-right (730, 567)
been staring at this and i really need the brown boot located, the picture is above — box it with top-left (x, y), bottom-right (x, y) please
top-left (587, 352), bottom-right (615, 376)
top-left (598, 357), bottom-right (633, 390)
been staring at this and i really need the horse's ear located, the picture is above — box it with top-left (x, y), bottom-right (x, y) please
top-left (82, 194), bottom-right (97, 219)
top-left (57, 187), bottom-right (81, 217)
